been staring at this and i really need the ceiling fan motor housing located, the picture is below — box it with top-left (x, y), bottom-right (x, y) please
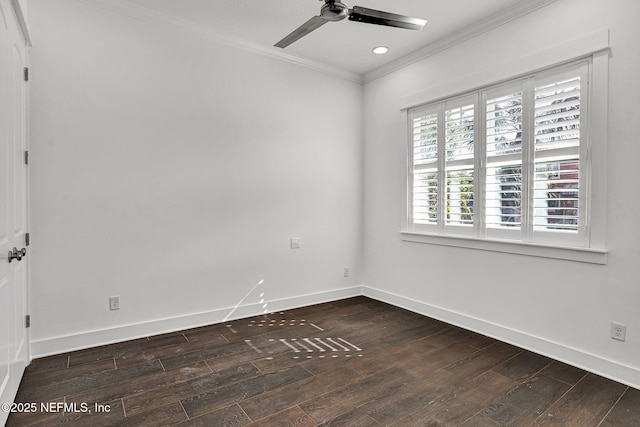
top-left (321, 1), bottom-right (349, 21)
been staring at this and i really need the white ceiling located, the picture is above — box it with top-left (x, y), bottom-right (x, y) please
top-left (111, 0), bottom-right (554, 79)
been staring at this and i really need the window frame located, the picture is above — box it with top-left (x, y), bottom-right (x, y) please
top-left (401, 31), bottom-right (609, 264)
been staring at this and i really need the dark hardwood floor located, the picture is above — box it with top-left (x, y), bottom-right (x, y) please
top-left (7, 297), bottom-right (640, 426)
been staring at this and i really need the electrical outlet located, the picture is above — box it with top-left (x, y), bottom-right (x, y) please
top-left (611, 322), bottom-right (626, 342)
top-left (290, 238), bottom-right (300, 249)
top-left (109, 296), bottom-right (120, 311)
top-left (344, 267), bottom-right (350, 277)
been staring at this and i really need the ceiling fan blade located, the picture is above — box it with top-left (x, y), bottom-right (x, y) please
top-left (274, 16), bottom-right (328, 48)
top-left (348, 6), bottom-right (426, 31)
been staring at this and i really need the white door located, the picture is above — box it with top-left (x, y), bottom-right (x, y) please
top-left (0, 0), bottom-right (29, 423)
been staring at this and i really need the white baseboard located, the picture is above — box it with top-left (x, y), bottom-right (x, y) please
top-left (30, 286), bottom-right (363, 358)
top-left (362, 286), bottom-right (640, 390)
top-left (30, 283), bottom-right (640, 391)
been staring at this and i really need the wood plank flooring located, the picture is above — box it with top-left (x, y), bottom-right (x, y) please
top-left (7, 297), bottom-right (640, 426)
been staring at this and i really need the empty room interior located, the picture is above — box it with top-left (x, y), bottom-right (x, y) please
top-left (1, 0), bottom-right (640, 425)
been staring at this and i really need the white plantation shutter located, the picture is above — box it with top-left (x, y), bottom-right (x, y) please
top-left (532, 64), bottom-right (587, 244)
top-left (406, 60), bottom-right (589, 247)
top-left (411, 108), bottom-right (439, 226)
top-left (485, 87), bottom-right (524, 235)
top-left (445, 100), bottom-right (476, 231)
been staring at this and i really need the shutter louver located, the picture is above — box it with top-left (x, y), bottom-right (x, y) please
top-left (412, 113), bottom-right (438, 164)
top-left (445, 104), bottom-right (475, 161)
top-left (413, 171), bottom-right (438, 224)
top-left (446, 168), bottom-right (474, 226)
top-left (533, 160), bottom-right (580, 232)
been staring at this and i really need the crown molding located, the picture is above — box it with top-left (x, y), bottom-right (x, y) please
top-left (77, 0), bottom-right (363, 84)
top-left (77, 0), bottom-right (560, 86)
top-left (363, 0), bottom-right (559, 84)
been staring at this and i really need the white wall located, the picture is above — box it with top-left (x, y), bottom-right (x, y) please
top-left (362, 0), bottom-right (640, 388)
top-left (27, 0), bottom-right (640, 390)
top-left (28, 0), bottom-right (363, 355)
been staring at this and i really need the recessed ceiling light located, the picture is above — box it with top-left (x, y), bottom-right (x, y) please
top-left (372, 46), bottom-right (389, 55)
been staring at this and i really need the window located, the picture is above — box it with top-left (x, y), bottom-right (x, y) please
top-left (407, 61), bottom-right (590, 248)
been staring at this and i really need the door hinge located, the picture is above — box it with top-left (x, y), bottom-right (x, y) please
top-left (24, 150), bottom-right (29, 165)
top-left (25, 315), bottom-right (31, 328)
top-left (24, 67), bottom-right (29, 82)
top-left (25, 233), bottom-right (30, 246)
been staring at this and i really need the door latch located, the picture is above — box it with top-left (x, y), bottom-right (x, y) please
top-left (8, 247), bottom-right (27, 263)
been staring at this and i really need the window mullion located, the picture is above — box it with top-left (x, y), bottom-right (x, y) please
top-left (406, 110), bottom-right (415, 228)
top-left (578, 61), bottom-right (590, 243)
top-left (476, 92), bottom-right (486, 238)
top-left (437, 105), bottom-right (446, 233)
top-left (521, 77), bottom-right (534, 241)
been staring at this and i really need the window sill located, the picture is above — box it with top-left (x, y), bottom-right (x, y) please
top-left (400, 231), bottom-right (607, 264)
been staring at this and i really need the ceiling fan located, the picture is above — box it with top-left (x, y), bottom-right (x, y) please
top-left (274, 0), bottom-right (427, 48)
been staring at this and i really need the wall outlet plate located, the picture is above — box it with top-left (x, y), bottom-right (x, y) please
top-left (109, 296), bottom-right (120, 311)
top-left (611, 322), bottom-right (626, 342)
